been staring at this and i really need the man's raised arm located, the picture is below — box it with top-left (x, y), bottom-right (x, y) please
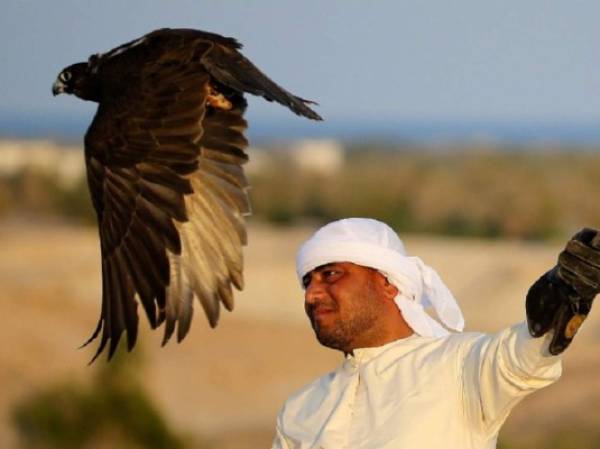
top-left (461, 228), bottom-right (600, 437)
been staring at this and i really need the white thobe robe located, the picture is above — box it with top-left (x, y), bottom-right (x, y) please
top-left (271, 322), bottom-right (561, 449)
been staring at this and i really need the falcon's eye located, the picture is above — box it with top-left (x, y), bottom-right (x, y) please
top-left (60, 71), bottom-right (72, 82)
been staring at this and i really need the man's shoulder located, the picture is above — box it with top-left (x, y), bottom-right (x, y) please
top-left (443, 330), bottom-right (489, 346)
top-left (389, 330), bottom-right (489, 358)
top-left (435, 330), bottom-right (492, 358)
top-left (366, 331), bottom-right (487, 374)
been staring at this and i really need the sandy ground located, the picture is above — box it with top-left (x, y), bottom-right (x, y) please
top-left (1, 221), bottom-right (599, 448)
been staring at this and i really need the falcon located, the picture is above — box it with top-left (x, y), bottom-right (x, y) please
top-left (52, 28), bottom-right (322, 361)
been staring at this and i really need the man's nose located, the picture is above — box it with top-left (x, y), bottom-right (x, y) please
top-left (305, 279), bottom-right (326, 305)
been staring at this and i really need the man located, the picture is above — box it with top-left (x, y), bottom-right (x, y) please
top-left (271, 218), bottom-right (600, 449)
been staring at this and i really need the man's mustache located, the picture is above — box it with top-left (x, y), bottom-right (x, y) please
top-left (305, 303), bottom-right (338, 321)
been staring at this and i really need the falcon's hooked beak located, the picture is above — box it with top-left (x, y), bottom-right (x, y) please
top-left (52, 79), bottom-right (65, 96)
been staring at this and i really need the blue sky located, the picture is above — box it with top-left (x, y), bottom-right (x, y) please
top-left (2, 0), bottom-right (600, 138)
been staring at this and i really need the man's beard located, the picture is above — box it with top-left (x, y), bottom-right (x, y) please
top-left (311, 312), bottom-right (378, 352)
top-left (308, 279), bottom-right (381, 352)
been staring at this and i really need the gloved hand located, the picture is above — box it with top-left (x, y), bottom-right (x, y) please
top-left (526, 228), bottom-right (600, 355)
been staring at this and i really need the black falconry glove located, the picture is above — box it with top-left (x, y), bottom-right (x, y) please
top-left (526, 228), bottom-right (600, 355)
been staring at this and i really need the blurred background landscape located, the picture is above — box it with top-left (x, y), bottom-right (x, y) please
top-left (2, 0), bottom-right (600, 448)
top-left (2, 138), bottom-right (600, 449)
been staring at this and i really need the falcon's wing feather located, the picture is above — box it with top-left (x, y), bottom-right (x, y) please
top-left (201, 39), bottom-right (323, 121)
top-left (84, 34), bottom-right (251, 361)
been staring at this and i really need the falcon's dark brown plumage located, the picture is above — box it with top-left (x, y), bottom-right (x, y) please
top-left (52, 28), bottom-right (322, 361)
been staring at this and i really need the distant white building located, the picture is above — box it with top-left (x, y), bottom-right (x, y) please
top-left (289, 139), bottom-right (345, 175)
top-left (0, 138), bottom-right (346, 189)
top-left (0, 139), bottom-right (85, 187)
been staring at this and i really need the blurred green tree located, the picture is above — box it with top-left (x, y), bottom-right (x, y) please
top-left (12, 346), bottom-right (191, 449)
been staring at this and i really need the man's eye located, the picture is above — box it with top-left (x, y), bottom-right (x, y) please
top-left (324, 270), bottom-right (339, 279)
top-left (302, 275), bottom-right (311, 289)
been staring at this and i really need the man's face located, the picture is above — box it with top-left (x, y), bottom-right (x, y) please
top-left (302, 262), bottom-right (387, 352)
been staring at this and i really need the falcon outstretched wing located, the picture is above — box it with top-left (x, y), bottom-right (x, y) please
top-left (83, 29), bottom-right (319, 361)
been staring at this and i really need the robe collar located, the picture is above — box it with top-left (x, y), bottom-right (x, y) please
top-left (342, 333), bottom-right (424, 373)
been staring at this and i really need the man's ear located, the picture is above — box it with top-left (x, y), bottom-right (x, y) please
top-left (382, 278), bottom-right (399, 301)
top-left (372, 271), bottom-right (399, 301)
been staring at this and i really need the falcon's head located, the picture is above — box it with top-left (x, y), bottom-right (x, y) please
top-left (52, 62), bottom-right (100, 101)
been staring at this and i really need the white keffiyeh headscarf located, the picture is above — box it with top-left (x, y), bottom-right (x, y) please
top-left (296, 218), bottom-right (465, 337)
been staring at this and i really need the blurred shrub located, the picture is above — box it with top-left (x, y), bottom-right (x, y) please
top-left (2, 144), bottom-right (600, 241)
top-left (51, 176), bottom-right (96, 224)
top-left (498, 426), bottom-right (600, 449)
top-left (0, 168), bottom-right (95, 224)
top-left (250, 147), bottom-right (600, 240)
top-left (11, 347), bottom-right (191, 449)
